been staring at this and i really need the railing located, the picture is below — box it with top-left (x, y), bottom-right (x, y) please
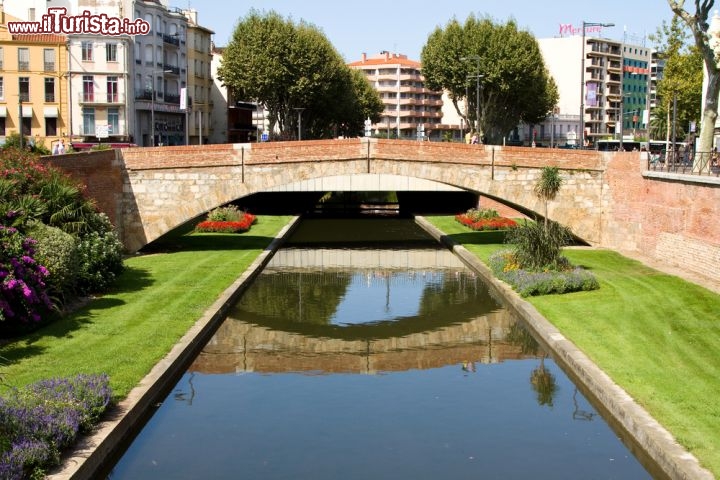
top-left (164, 93), bottom-right (180, 104)
top-left (79, 92), bottom-right (125, 104)
top-left (18, 61), bottom-right (30, 71)
top-left (44, 62), bottom-right (55, 72)
top-left (135, 90), bottom-right (153, 101)
top-left (162, 33), bottom-right (180, 46)
top-left (647, 150), bottom-right (720, 177)
top-left (163, 64), bottom-right (180, 75)
top-left (45, 93), bottom-right (55, 102)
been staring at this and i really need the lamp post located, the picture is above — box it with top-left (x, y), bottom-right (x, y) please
top-left (579, 21), bottom-right (614, 148)
top-left (461, 55), bottom-right (482, 137)
top-left (293, 107), bottom-right (305, 140)
top-left (150, 69), bottom-right (172, 146)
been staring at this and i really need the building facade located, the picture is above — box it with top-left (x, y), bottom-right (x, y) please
top-left (348, 52), bottom-right (444, 140)
top-left (183, 9), bottom-right (213, 145)
top-left (0, 8), bottom-right (69, 151)
top-left (534, 33), bottom-right (652, 147)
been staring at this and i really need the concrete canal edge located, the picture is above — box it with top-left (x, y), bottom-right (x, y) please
top-left (414, 216), bottom-right (714, 480)
top-left (47, 216), bottom-right (303, 480)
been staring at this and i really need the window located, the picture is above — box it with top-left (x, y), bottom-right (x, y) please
top-left (28, 8), bottom-right (35, 22)
top-left (106, 43), bottom-right (118, 62)
top-left (81, 41), bottom-right (93, 61)
top-left (0, 77), bottom-right (3, 100)
top-left (44, 49), bottom-right (55, 71)
top-left (19, 77), bottom-right (29, 102)
top-left (45, 117), bottom-right (57, 136)
top-left (45, 78), bottom-right (55, 102)
top-left (18, 48), bottom-right (29, 71)
top-left (22, 116), bottom-right (31, 136)
top-left (108, 107), bottom-right (119, 135)
top-left (82, 107), bottom-right (95, 135)
top-left (83, 75), bottom-right (94, 102)
top-left (107, 76), bottom-right (118, 103)
top-left (0, 47), bottom-right (3, 69)
top-left (0, 118), bottom-right (5, 136)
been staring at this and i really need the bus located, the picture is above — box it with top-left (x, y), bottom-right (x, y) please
top-left (595, 139), bottom-right (645, 152)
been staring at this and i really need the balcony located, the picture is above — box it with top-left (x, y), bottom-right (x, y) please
top-left (44, 62), bottom-right (55, 72)
top-left (165, 93), bottom-right (180, 104)
top-left (81, 124), bottom-right (126, 136)
top-left (78, 92), bottom-right (125, 105)
top-left (45, 93), bottom-right (55, 103)
top-left (18, 61), bottom-right (30, 71)
top-left (163, 64), bottom-right (180, 75)
top-left (162, 33), bottom-right (180, 46)
top-left (136, 89), bottom-right (153, 101)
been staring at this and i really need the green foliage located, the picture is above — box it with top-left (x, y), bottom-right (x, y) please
top-left (74, 214), bottom-right (124, 294)
top-left (1, 133), bottom-right (51, 155)
top-left (463, 208), bottom-right (499, 222)
top-left (27, 222), bottom-right (80, 302)
top-left (421, 15), bottom-right (558, 144)
top-left (218, 10), bottom-right (382, 139)
top-left (207, 205), bottom-right (244, 222)
top-left (506, 220), bottom-right (572, 271)
top-left (535, 166), bottom-right (562, 227)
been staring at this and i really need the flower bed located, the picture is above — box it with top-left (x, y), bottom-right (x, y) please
top-left (455, 214), bottom-right (518, 231)
top-left (195, 213), bottom-right (257, 233)
top-left (488, 249), bottom-right (599, 297)
top-left (0, 374), bottom-right (112, 479)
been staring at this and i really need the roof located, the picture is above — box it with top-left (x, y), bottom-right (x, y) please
top-left (348, 52), bottom-right (421, 68)
top-left (11, 34), bottom-right (67, 44)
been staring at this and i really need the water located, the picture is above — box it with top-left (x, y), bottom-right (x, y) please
top-left (109, 219), bottom-right (653, 479)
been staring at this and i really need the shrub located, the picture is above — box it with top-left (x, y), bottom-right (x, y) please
top-left (0, 226), bottom-right (53, 326)
top-left (75, 214), bottom-right (125, 294)
top-left (206, 205), bottom-right (244, 222)
top-left (0, 374), bottom-right (112, 478)
top-left (26, 222), bottom-right (80, 302)
top-left (506, 220), bottom-right (572, 271)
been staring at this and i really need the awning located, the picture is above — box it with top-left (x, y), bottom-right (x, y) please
top-left (43, 106), bottom-right (58, 118)
top-left (0, 106), bottom-right (6, 117)
top-left (21, 106), bottom-right (32, 118)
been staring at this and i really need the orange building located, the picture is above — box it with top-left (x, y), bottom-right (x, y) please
top-left (348, 51), bottom-right (444, 140)
top-left (0, 8), bottom-right (69, 151)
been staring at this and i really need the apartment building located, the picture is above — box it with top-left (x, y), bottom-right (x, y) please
top-left (348, 51), bottom-right (444, 140)
top-left (0, 8), bottom-right (69, 151)
top-left (183, 8), bottom-right (213, 145)
top-left (533, 33), bottom-right (651, 147)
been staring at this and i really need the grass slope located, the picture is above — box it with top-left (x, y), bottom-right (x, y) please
top-left (0, 216), bottom-right (293, 399)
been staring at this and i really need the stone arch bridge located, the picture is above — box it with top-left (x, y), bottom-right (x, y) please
top-left (44, 138), bottom-right (720, 289)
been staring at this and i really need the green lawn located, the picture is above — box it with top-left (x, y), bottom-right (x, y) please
top-left (0, 216), bottom-right (294, 399)
top-left (425, 215), bottom-right (720, 476)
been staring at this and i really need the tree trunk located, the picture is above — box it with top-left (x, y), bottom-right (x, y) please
top-left (697, 69), bottom-right (720, 172)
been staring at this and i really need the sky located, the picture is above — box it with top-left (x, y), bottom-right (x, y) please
top-left (174, 0), bottom-right (680, 60)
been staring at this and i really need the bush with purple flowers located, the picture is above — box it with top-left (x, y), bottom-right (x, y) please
top-left (0, 225), bottom-right (53, 325)
top-left (0, 374), bottom-right (112, 479)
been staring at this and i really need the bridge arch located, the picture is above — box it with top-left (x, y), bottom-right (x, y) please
top-left (113, 139), bottom-right (609, 251)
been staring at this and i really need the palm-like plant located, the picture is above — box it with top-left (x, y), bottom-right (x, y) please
top-left (534, 166), bottom-right (562, 228)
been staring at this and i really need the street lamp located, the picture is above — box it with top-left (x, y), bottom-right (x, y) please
top-left (461, 55), bottom-right (482, 137)
top-left (579, 21), bottom-right (614, 148)
top-left (150, 69), bottom-right (172, 147)
top-left (293, 107), bottom-right (305, 140)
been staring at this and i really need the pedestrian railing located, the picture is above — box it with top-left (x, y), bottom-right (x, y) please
top-left (646, 150), bottom-right (720, 177)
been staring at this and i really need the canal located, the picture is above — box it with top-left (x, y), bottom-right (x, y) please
top-left (108, 218), bottom-right (655, 479)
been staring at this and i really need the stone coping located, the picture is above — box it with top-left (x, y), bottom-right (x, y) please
top-left (414, 216), bottom-right (714, 480)
top-left (47, 216), bottom-right (302, 480)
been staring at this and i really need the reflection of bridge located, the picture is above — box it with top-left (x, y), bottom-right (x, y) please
top-left (190, 311), bottom-right (538, 375)
top-left (268, 248), bottom-right (469, 271)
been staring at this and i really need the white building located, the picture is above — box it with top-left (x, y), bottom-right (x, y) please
top-left (527, 30), bottom-right (652, 147)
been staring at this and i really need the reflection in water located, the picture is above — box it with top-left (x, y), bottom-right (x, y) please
top-left (109, 228), bottom-right (652, 480)
top-left (192, 248), bottom-right (535, 375)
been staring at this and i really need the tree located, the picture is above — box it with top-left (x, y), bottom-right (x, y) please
top-left (667, 0), bottom-right (718, 170)
top-left (534, 166), bottom-right (562, 228)
top-left (421, 15), bottom-right (558, 144)
top-left (217, 10), bottom-right (382, 139)
top-left (650, 15), bottom-right (703, 144)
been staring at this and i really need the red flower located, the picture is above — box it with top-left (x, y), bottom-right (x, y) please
top-left (195, 213), bottom-right (257, 233)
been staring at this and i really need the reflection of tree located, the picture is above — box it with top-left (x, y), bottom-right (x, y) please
top-left (531, 355), bottom-right (557, 408)
top-left (572, 388), bottom-right (596, 421)
top-left (235, 271), bottom-right (352, 325)
top-left (506, 321), bottom-right (539, 355)
top-left (418, 272), bottom-right (498, 315)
